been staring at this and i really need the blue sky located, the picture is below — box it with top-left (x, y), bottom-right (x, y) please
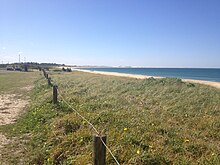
top-left (0, 0), bottom-right (220, 67)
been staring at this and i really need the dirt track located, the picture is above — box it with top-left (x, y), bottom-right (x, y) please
top-left (0, 94), bottom-right (28, 125)
top-left (0, 91), bottom-right (30, 160)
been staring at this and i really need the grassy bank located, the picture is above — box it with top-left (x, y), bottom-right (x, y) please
top-left (0, 71), bottom-right (41, 164)
top-left (1, 71), bottom-right (220, 164)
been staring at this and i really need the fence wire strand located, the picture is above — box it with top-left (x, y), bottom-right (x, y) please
top-left (51, 78), bottom-right (120, 165)
top-left (57, 90), bottom-right (100, 135)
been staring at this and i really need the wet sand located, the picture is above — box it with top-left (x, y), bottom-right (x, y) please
top-left (75, 69), bottom-right (220, 89)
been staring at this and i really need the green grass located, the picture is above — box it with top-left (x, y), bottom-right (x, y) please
top-left (1, 71), bottom-right (220, 164)
top-left (0, 71), bottom-right (41, 96)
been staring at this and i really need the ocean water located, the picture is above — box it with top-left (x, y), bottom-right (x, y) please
top-left (80, 68), bottom-right (220, 82)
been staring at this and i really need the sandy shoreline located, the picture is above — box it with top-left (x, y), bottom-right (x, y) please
top-left (74, 69), bottom-right (220, 89)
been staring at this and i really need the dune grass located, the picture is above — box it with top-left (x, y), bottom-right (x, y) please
top-left (1, 71), bottom-right (220, 164)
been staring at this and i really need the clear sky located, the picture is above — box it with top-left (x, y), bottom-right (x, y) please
top-left (0, 0), bottom-right (220, 67)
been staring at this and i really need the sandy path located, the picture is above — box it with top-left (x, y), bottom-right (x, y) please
top-left (0, 88), bottom-right (31, 154)
top-left (75, 69), bottom-right (220, 89)
top-left (0, 94), bottom-right (28, 125)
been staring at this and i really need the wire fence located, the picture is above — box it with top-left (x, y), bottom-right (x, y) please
top-left (42, 69), bottom-right (120, 165)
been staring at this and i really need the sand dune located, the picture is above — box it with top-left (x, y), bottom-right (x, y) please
top-left (75, 69), bottom-right (220, 89)
top-left (182, 79), bottom-right (220, 89)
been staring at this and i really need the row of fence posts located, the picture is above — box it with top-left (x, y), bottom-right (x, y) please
top-left (42, 69), bottom-right (108, 165)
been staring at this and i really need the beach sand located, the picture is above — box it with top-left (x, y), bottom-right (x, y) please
top-left (75, 69), bottom-right (220, 89)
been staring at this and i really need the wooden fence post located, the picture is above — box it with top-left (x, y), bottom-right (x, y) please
top-left (48, 78), bottom-right (52, 86)
top-left (93, 135), bottom-right (106, 165)
top-left (42, 69), bottom-right (46, 77)
top-left (53, 85), bottom-right (58, 104)
top-left (46, 73), bottom-right (48, 79)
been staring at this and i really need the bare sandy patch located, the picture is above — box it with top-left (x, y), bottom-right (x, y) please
top-left (0, 94), bottom-right (28, 125)
top-left (76, 69), bottom-right (220, 89)
top-left (20, 85), bottom-right (34, 91)
top-left (182, 79), bottom-right (220, 89)
top-left (0, 94), bottom-right (29, 162)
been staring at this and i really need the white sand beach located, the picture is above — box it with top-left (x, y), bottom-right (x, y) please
top-left (75, 69), bottom-right (220, 89)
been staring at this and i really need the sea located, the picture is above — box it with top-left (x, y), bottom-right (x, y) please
top-left (79, 68), bottom-right (220, 82)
